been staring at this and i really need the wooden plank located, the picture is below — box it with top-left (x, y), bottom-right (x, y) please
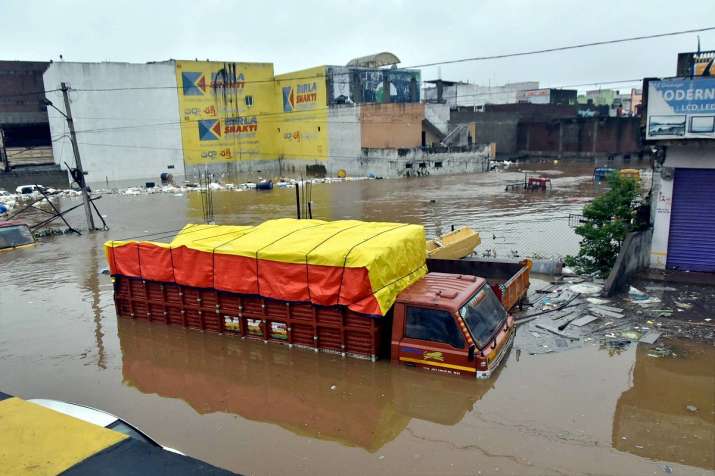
top-left (571, 315), bottom-right (600, 327)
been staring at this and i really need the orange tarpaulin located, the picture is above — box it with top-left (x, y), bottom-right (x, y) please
top-left (105, 219), bottom-right (426, 316)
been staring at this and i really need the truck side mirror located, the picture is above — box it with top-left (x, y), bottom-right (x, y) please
top-left (468, 344), bottom-right (476, 361)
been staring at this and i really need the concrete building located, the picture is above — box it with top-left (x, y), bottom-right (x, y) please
top-left (44, 61), bottom-right (184, 184)
top-left (645, 76), bottom-right (715, 272)
top-left (423, 80), bottom-right (539, 109)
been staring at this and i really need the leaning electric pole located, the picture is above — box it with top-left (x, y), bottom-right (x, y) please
top-left (61, 82), bottom-right (96, 231)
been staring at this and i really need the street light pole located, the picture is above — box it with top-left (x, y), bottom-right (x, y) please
top-left (60, 82), bottom-right (95, 231)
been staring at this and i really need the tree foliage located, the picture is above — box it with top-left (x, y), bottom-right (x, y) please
top-left (564, 174), bottom-right (641, 276)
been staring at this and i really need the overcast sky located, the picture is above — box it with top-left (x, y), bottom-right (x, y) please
top-left (3, 0), bottom-right (715, 92)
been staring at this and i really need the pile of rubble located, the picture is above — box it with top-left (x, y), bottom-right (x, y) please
top-left (0, 187), bottom-right (82, 216)
top-left (514, 276), bottom-right (714, 357)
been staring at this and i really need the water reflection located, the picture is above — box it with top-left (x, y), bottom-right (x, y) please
top-left (118, 317), bottom-right (497, 452)
top-left (84, 236), bottom-right (106, 369)
top-left (612, 341), bottom-right (715, 470)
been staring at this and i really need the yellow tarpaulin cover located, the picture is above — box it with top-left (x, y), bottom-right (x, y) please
top-left (105, 219), bottom-right (427, 316)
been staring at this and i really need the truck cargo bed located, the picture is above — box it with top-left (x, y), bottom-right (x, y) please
top-left (426, 257), bottom-right (531, 311)
top-left (113, 276), bottom-right (388, 360)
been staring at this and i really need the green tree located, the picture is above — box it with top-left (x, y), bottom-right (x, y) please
top-left (565, 174), bottom-right (641, 276)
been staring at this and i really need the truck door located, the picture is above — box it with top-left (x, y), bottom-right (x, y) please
top-left (397, 306), bottom-right (474, 376)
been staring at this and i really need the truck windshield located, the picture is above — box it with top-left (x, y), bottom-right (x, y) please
top-left (459, 287), bottom-right (507, 349)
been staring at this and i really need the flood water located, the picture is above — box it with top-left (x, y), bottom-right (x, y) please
top-left (2, 159), bottom-right (713, 475)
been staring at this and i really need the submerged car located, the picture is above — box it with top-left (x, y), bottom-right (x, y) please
top-left (29, 399), bottom-right (183, 454)
top-left (0, 221), bottom-right (35, 250)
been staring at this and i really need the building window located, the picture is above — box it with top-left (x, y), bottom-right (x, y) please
top-left (435, 161), bottom-right (443, 168)
top-left (245, 95), bottom-right (253, 107)
top-left (405, 307), bottom-right (465, 349)
top-left (317, 126), bottom-right (321, 132)
top-left (405, 163), bottom-right (413, 169)
top-left (419, 162), bottom-right (426, 169)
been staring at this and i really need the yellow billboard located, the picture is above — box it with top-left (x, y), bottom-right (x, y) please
top-left (175, 60), bottom-right (276, 165)
top-left (273, 66), bottom-right (328, 162)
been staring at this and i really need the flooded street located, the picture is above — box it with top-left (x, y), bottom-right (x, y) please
top-left (1, 160), bottom-right (713, 475)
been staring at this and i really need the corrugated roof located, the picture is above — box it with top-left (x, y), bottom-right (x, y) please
top-left (346, 52), bottom-right (400, 68)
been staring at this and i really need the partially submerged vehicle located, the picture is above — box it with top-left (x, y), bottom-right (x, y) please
top-left (105, 219), bottom-right (530, 379)
top-left (0, 221), bottom-right (35, 251)
top-left (15, 184), bottom-right (57, 195)
top-left (426, 226), bottom-right (481, 259)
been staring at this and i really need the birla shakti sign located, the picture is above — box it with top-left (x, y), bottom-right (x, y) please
top-left (175, 60), bottom-right (276, 164)
top-left (646, 77), bottom-right (715, 140)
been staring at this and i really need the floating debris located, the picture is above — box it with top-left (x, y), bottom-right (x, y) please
top-left (647, 347), bottom-right (674, 358)
top-left (621, 331), bottom-right (641, 340)
top-left (639, 330), bottom-right (662, 345)
top-left (629, 286), bottom-right (661, 306)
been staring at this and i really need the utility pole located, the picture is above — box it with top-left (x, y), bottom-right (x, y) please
top-left (61, 82), bottom-right (95, 231)
top-left (0, 128), bottom-right (9, 173)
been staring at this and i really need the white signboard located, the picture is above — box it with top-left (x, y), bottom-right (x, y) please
top-left (517, 88), bottom-right (550, 104)
top-left (646, 78), bottom-right (715, 140)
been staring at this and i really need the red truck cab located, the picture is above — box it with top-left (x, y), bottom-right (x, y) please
top-left (391, 272), bottom-right (515, 379)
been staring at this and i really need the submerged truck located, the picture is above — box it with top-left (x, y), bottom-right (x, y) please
top-left (106, 219), bottom-right (530, 379)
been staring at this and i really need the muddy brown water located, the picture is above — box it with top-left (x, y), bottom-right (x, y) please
top-left (2, 160), bottom-right (713, 475)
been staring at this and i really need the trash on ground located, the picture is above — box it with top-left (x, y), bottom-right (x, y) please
top-left (586, 297), bottom-right (609, 305)
top-left (686, 405), bottom-right (698, 413)
top-left (569, 283), bottom-right (602, 295)
top-left (561, 266), bottom-right (577, 276)
top-left (639, 330), bottom-right (662, 345)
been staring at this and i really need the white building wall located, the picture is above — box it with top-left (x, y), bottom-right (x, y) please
top-left (43, 62), bottom-right (183, 185)
top-left (424, 103), bottom-right (450, 134)
top-left (650, 142), bottom-right (715, 268)
top-left (326, 105), bottom-right (361, 176)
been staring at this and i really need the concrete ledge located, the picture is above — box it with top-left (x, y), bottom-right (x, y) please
top-left (604, 228), bottom-right (653, 297)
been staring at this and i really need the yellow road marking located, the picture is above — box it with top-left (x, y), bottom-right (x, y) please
top-left (399, 356), bottom-right (476, 372)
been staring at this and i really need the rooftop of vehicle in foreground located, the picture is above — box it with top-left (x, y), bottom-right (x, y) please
top-left (0, 391), bottom-right (237, 476)
top-left (397, 272), bottom-right (485, 310)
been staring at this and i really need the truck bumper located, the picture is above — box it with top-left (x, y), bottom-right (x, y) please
top-left (476, 326), bottom-right (515, 380)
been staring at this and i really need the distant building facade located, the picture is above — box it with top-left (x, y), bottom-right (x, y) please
top-left (0, 61), bottom-right (53, 164)
top-left (423, 80), bottom-right (539, 108)
top-left (43, 56), bottom-right (487, 182)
